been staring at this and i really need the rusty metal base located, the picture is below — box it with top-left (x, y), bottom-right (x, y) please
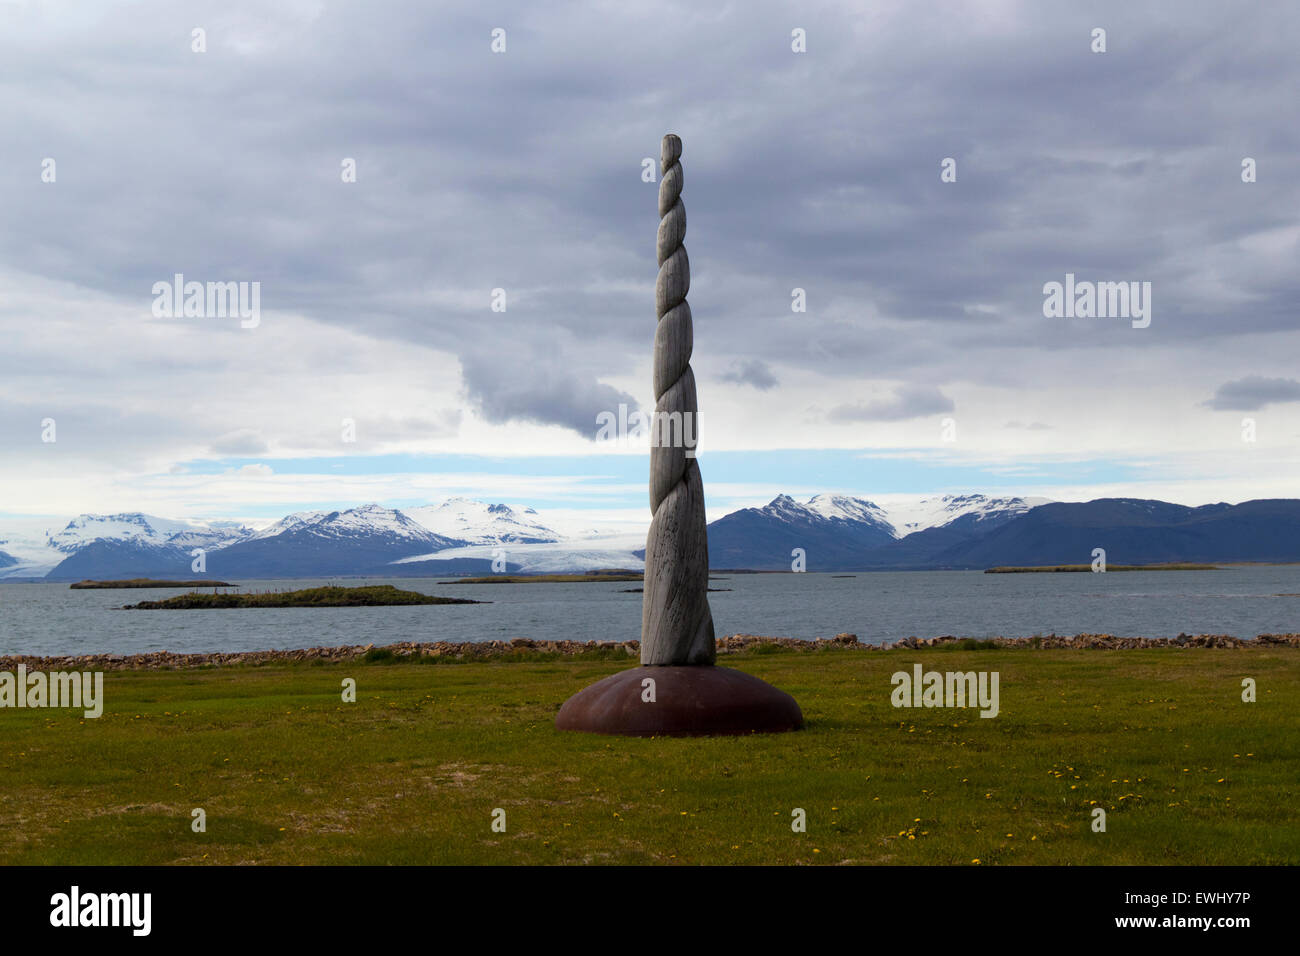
top-left (555, 665), bottom-right (803, 737)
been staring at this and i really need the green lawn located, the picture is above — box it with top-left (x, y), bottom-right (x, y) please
top-left (2, 646), bottom-right (1296, 865)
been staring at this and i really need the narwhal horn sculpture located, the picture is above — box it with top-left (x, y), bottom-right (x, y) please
top-left (642, 133), bottom-right (716, 666)
top-left (555, 133), bottom-right (802, 736)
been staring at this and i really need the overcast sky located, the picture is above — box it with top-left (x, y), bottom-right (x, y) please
top-left (1, 0), bottom-right (1297, 528)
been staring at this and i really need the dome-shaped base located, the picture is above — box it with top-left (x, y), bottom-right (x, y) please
top-left (555, 665), bottom-right (803, 737)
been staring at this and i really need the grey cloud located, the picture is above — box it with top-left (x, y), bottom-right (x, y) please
top-left (1203, 377), bottom-right (1300, 411)
top-left (0, 398), bottom-right (201, 470)
top-left (358, 413), bottom-right (462, 443)
top-left (827, 385), bottom-right (954, 423)
top-left (210, 430), bottom-right (269, 456)
top-left (1, 0), bottom-right (1298, 458)
top-left (282, 413), bottom-right (464, 451)
top-left (719, 359), bottom-right (778, 390)
top-left (459, 349), bottom-right (639, 437)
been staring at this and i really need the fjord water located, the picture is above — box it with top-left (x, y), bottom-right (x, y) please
top-left (1, 567), bottom-right (1297, 657)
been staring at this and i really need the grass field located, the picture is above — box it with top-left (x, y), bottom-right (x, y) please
top-left (2, 646), bottom-right (1296, 865)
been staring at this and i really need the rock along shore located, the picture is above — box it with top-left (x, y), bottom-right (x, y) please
top-left (2, 631), bottom-right (1297, 672)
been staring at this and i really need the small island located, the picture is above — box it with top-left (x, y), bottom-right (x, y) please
top-left (984, 563), bottom-right (1217, 573)
top-left (71, 578), bottom-right (236, 589)
top-left (122, 584), bottom-right (486, 609)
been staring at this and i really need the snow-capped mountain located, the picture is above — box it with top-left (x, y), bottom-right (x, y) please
top-left (38, 512), bottom-right (255, 581)
top-left (804, 494), bottom-right (896, 533)
top-left (0, 495), bottom-right (1052, 579)
top-left (0, 513), bottom-right (255, 579)
top-left (918, 498), bottom-right (1300, 567)
top-left (12, 491), bottom-right (1299, 578)
top-left (20, 504), bottom-right (465, 580)
top-left (196, 504), bottom-right (468, 578)
top-left (249, 511), bottom-right (331, 540)
top-left (394, 498), bottom-right (640, 572)
top-left (708, 493), bottom-right (1046, 547)
top-left (707, 494), bottom-right (899, 570)
top-left (46, 512), bottom-right (254, 553)
top-left (705, 493), bottom-right (1052, 570)
top-left (250, 504), bottom-right (445, 547)
top-left (0, 522), bottom-right (64, 578)
top-left (876, 494), bottom-right (1053, 538)
top-left (404, 497), bottom-right (561, 545)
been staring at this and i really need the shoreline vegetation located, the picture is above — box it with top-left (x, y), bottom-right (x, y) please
top-left (70, 578), bottom-right (236, 589)
top-left (121, 584), bottom-right (485, 610)
top-left (5, 631), bottom-right (1297, 672)
top-left (984, 563), bottom-right (1218, 573)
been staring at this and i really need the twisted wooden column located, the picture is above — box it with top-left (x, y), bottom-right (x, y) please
top-left (641, 133), bottom-right (716, 666)
top-left (555, 133), bottom-right (801, 734)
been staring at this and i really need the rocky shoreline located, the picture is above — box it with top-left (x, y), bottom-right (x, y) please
top-left (2, 631), bottom-right (1297, 672)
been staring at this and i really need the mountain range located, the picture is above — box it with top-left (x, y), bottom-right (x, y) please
top-left (2, 493), bottom-right (1298, 580)
top-left (707, 493), bottom-right (1048, 570)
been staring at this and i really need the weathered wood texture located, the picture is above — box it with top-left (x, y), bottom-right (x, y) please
top-left (641, 134), bottom-right (716, 666)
